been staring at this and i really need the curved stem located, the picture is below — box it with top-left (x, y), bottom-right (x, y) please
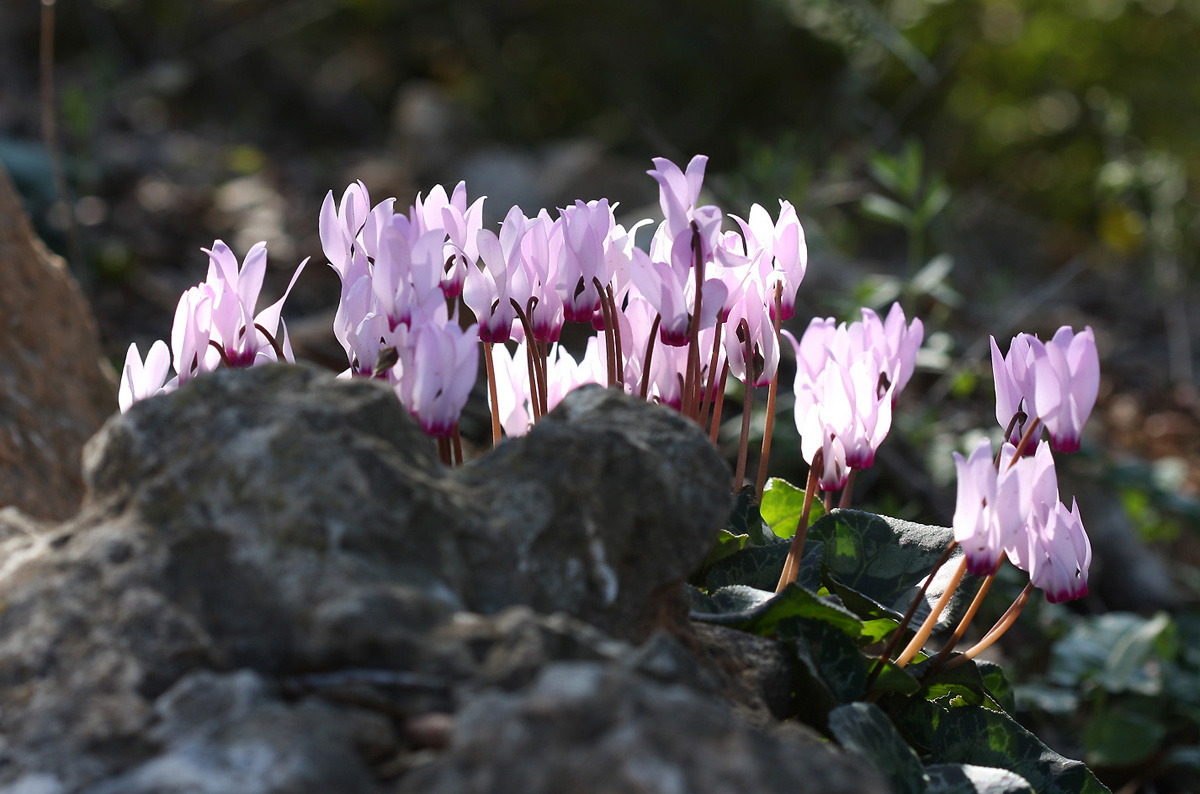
top-left (895, 557), bottom-right (968, 668)
top-left (483, 342), bottom-right (502, 446)
top-left (865, 541), bottom-right (957, 690)
top-left (924, 558), bottom-right (1003, 675)
top-left (699, 318), bottom-right (724, 431)
top-left (639, 314), bottom-right (662, 401)
top-left (943, 582), bottom-right (1035, 671)
top-left (837, 470), bottom-right (858, 509)
top-left (709, 360), bottom-right (730, 443)
top-left (606, 283), bottom-right (625, 388)
top-left (776, 448), bottom-right (822, 593)
top-left (732, 320), bottom-right (754, 490)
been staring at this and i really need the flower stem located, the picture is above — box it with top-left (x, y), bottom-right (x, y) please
top-left (775, 448), bottom-right (822, 593)
top-left (733, 320), bottom-right (754, 490)
top-left (698, 318), bottom-right (724, 431)
top-left (943, 582), bottom-right (1034, 671)
top-left (451, 423), bottom-right (464, 466)
top-left (708, 360), bottom-right (730, 443)
top-left (639, 314), bottom-right (662, 401)
top-left (924, 558), bottom-right (1003, 675)
top-left (837, 470), bottom-right (858, 509)
top-left (607, 284), bottom-right (625, 388)
top-left (865, 541), bottom-right (957, 690)
top-left (1008, 416), bottom-right (1042, 463)
top-left (483, 342), bottom-right (501, 446)
top-left (754, 287), bottom-right (782, 499)
top-left (894, 556), bottom-right (968, 668)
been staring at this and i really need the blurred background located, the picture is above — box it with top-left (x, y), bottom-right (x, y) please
top-left (3, 0), bottom-right (1200, 789)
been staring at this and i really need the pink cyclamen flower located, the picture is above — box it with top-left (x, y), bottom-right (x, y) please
top-left (396, 305), bottom-right (480, 437)
top-left (202, 240), bottom-right (308, 368)
top-left (1026, 498), bottom-right (1092, 603)
top-left (1029, 326), bottom-right (1100, 453)
top-left (952, 439), bottom-right (1027, 576)
top-left (118, 340), bottom-right (173, 413)
top-left (992, 327), bottom-right (1098, 453)
top-left (732, 200), bottom-right (807, 322)
top-left (862, 303), bottom-right (923, 400)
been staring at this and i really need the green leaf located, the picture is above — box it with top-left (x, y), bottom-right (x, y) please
top-left (861, 192), bottom-right (914, 227)
top-left (1049, 612), bottom-right (1176, 695)
top-left (703, 539), bottom-right (822, 592)
top-left (806, 509), bottom-right (979, 632)
top-left (784, 618), bottom-right (870, 708)
top-left (829, 702), bottom-right (928, 794)
top-left (691, 582), bottom-right (863, 639)
top-left (925, 763), bottom-right (1034, 794)
top-left (895, 700), bottom-right (1111, 794)
top-left (726, 486), bottom-right (774, 546)
top-left (870, 659), bottom-right (923, 698)
top-left (1082, 708), bottom-right (1167, 768)
top-left (759, 477), bottom-right (824, 539)
top-left (698, 528), bottom-right (751, 570)
top-left (977, 661), bottom-right (1017, 714)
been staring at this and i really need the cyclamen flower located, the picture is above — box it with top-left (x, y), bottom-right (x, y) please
top-left (951, 439), bottom-right (1027, 576)
top-left (118, 340), bottom-right (172, 413)
top-left (732, 200), bottom-right (807, 321)
top-left (992, 326), bottom-right (1099, 453)
top-left (395, 304), bottom-right (479, 437)
top-left (1026, 498), bottom-right (1092, 603)
top-left (202, 241), bottom-right (308, 369)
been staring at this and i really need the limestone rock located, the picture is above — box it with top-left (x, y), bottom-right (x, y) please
top-left (395, 662), bottom-right (889, 794)
top-left (0, 365), bottom-right (734, 788)
top-left (0, 162), bottom-right (115, 520)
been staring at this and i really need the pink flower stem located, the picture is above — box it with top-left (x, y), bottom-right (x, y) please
top-left (593, 278), bottom-right (618, 387)
top-left (708, 360), bottom-right (730, 443)
top-left (837, 470), bottom-right (858, 509)
top-left (942, 582), bottom-right (1035, 671)
top-left (684, 221), bottom-right (705, 423)
top-left (698, 318), bottom-right (724, 431)
top-left (924, 557), bottom-right (1004, 676)
top-left (606, 284), bottom-right (625, 388)
top-left (639, 314), bottom-right (662, 401)
top-left (894, 556), bottom-right (969, 668)
top-left (733, 320), bottom-right (754, 490)
top-left (754, 288), bottom-right (783, 499)
top-left (451, 423), bottom-right (464, 466)
top-left (483, 342), bottom-right (502, 447)
top-left (824, 491), bottom-right (833, 513)
top-left (510, 298), bottom-right (547, 420)
top-left (1006, 416), bottom-right (1042, 467)
top-left (436, 436), bottom-right (452, 467)
top-left (776, 448), bottom-right (823, 593)
top-left (865, 541), bottom-right (958, 691)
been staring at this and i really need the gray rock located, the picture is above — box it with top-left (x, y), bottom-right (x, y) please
top-left (394, 661), bottom-right (889, 794)
top-left (0, 365), bottom-right (732, 788)
top-left (83, 670), bottom-right (388, 794)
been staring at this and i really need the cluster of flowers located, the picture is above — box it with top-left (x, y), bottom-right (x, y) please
top-left (952, 327), bottom-right (1099, 603)
top-left (117, 241), bottom-right (307, 412)
top-left (119, 152), bottom-right (1100, 617)
top-left (784, 305), bottom-right (923, 493)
